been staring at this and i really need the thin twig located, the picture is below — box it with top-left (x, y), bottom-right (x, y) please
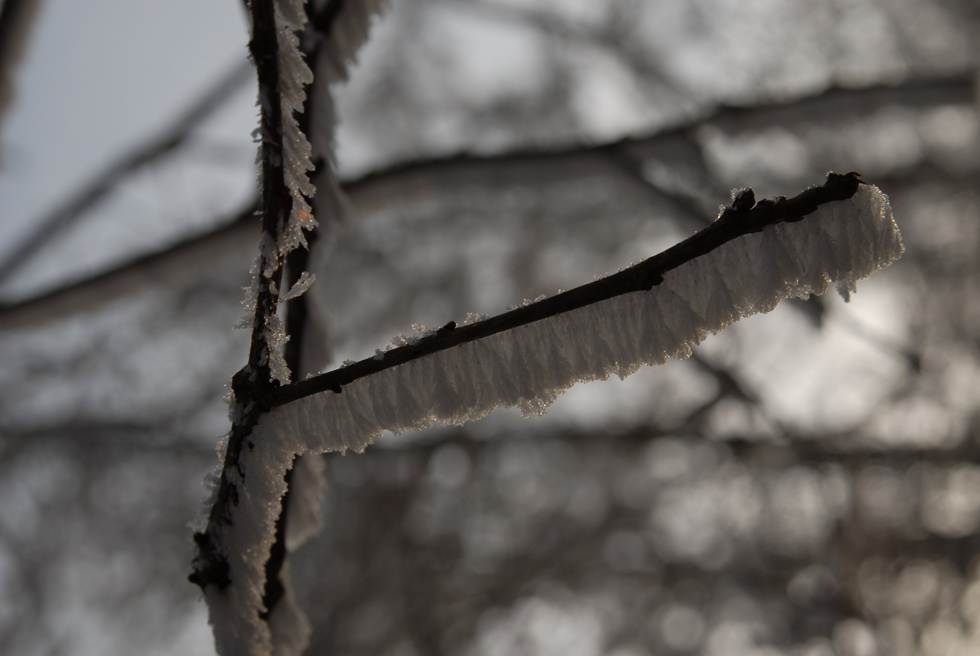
top-left (272, 172), bottom-right (864, 408)
top-left (0, 59), bottom-right (254, 285)
top-left (0, 73), bottom-right (970, 325)
top-left (0, 0), bottom-right (43, 128)
top-left (191, 0), bottom-right (292, 596)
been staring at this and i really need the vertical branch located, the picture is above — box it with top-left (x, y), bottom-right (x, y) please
top-left (190, 3), bottom-right (325, 653)
top-left (190, 0), bottom-right (288, 599)
top-left (258, 0), bottom-right (348, 622)
top-left (0, 0), bottom-right (43, 129)
top-left (245, 0), bottom-right (288, 392)
top-left (259, 248), bottom-right (314, 620)
top-left (190, 0), bottom-right (308, 614)
top-left (190, 2), bottom-right (382, 652)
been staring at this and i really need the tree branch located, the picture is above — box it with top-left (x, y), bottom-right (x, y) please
top-left (191, 2), bottom-right (321, 653)
top-left (273, 172), bottom-right (865, 408)
top-left (343, 72), bottom-right (974, 200)
top-left (0, 0), bottom-right (43, 130)
top-left (0, 73), bottom-right (969, 328)
top-left (188, 166), bottom-right (901, 656)
top-left (190, 0), bottom-right (290, 603)
top-left (256, 0), bottom-right (354, 623)
top-left (243, 0), bottom-right (291, 389)
top-left (0, 58), bottom-right (255, 285)
top-left (0, 201), bottom-right (257, 331)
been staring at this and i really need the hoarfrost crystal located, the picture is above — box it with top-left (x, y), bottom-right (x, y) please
top-left (208, 182), bottom-right (902, 656)
top-left (206, 1), bottom-right (330, 655)
top-left (280, 271), bottom-right (316, 302)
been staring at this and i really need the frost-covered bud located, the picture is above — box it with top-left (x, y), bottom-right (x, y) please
top-left (731, 187), bottom-right (756, 213)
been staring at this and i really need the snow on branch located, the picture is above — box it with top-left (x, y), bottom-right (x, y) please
top-left (193, 2), bottom-right (388, 655)
top-left (194, 173), bottom-right (902, 655)
top-left (240, 0), bottom-right (317, 390)
top-left (274, 173), bottom-right (901, 407)
top-left (274, 0), bottom-right (316, 257)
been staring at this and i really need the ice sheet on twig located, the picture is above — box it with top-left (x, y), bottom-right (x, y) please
top-left (209, 182), bottom-right (903, 656)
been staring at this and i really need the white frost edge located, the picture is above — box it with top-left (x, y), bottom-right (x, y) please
top-left (208, 2), bottom-right (387, 655)
top-left (205, 184), bottom-right (902, 656)
top-left (276, 0), bottom-right (317, 258)
top-left (307, 0), bottom-right (388, 225)
top-left (238, 0), bottom-right (317, 386)
top-left (280, 271), bottom-right (316, 302)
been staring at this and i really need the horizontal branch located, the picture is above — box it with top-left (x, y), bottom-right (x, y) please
top-left (0, 202), bottom-right (257, 331)
top-left (2, 74), bottom-right (967, 330)
top-left (190, 174), bottom-right (902, 654)
top-left (273, 172), bottom-right (864, 407)
top-left (343, 72), bottom-right (975, 199)
top-left (0, 58), bottom-right (255, 285)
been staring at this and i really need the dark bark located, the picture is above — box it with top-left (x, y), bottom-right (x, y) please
top-left (190, 0), bottom-right (291, 597)
top-left (272, 171), bottom-right (864, 408)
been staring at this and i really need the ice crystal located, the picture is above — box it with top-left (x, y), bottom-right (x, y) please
top-left (280, 271), bottom-right (316, 302)
top-left (207, 183), bottom-right (903, 656)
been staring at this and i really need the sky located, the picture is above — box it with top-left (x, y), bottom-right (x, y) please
top-left (0, 4), bottom-right (257, 653)
top-left (0, 0), bottom-right (257, 299)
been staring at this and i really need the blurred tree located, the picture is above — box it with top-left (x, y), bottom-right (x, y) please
top-left (1, 1), bottom-right (979, 655)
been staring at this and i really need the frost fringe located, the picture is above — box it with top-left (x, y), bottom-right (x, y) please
top-left (307, 0), bottom-right (388, 225)
top-left (275, 0), bottom-right (316, 257)
top-left (205, 178), bottom-right (902, 656)
top-left (197, 2), bottom-right (388, 655)
top-left (237, 0), bottom-right (318, 387)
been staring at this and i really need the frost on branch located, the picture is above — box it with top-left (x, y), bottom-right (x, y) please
top-left (242, 0), bottom-right (318, 390)
top-left (275, 0), bottom-right (316, 257)
top-left (242, 0), bottom-right (386, 389)
top-left (306, 0), bottom-right (389, 225)
top-left (280, 271), bottom-right (316, 302)
top-left (200, 178), bottom-right (902, 655)
top-left (198, 2), bottom-right (389, 655)
top-left (264, 313), bottom-right (291, 385)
